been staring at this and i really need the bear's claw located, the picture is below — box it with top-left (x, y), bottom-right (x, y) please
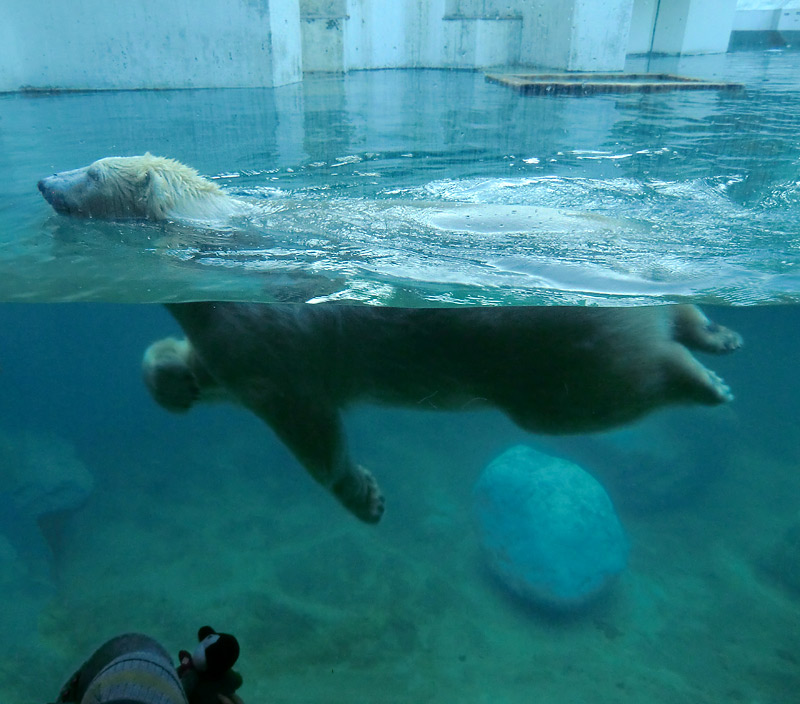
top-left (707, 369), bottom-right (734, 403)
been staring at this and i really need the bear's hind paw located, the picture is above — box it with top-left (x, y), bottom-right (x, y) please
top-left (704, 322), bottom-right (743, 354)
top-left (333, 465), bottom-right (385, 524)
top-left (706, 369), bottom-right (734, 404)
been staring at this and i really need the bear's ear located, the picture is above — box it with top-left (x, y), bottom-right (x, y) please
top-left (143, 168), bottom-right (171, 219)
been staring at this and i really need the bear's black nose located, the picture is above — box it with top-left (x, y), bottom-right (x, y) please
top-left (38, 177), bottom-right (69, 213)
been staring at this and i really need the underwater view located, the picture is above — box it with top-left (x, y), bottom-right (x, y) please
top-left (2, 47), bottom-right (800, 703)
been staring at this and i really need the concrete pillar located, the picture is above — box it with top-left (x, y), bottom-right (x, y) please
top-left (651, 0), bottom-right (738, 54)
top-left (520, 0), bottom-right (635, 71)
top-left (299, 0), bottom-right (347, 72)
top-left (0, 0), bottom-right (302, 92)
top-left (627, 0), bottom-right (660, 54)
top-left (442, 1), bottom-right (523, 69)
top-left (344, 0), bottom-right (449, 70)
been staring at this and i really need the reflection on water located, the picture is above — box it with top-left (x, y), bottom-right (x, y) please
top-left (2, 52), bottom-right (799, 305)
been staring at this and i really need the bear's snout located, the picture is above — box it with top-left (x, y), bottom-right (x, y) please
top-left (38, 175), bottom-right (71, 214)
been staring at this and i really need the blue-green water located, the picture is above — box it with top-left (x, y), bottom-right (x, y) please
top-left (1, 52), bottom-right (800, 704)
top-left (2, 52), bottom-right (800, 304)
top-left (1, 302), bottom-right (799, 703)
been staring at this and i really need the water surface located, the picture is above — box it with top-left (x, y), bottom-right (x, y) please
top-left (2, 52), bottom-right (799, 305)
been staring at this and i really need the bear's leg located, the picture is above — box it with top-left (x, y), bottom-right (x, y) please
top-left (253, 397), bottom-right (385, 524)
top-left (662, 342), bottom-right (734, 405)
top-left (671, 305), bottom-right (743, 354)
top-left (142, 337), bottom-right (227, 412)
top-left (142, 338), bottom-right (202, 412)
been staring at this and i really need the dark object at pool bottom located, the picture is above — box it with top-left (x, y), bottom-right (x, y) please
top-left (485, 72), bottom-right (745, 95)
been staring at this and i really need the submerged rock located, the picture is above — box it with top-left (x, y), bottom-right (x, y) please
top-left (473, 444), bottom-right (628, 609)
top-left (0, 430), bottom-right (93, 587)
top-left (0, 430), bottom-right (93, 518)
top-left (0, 511), bottom-right (53, 640)
top-left (762, 517), bottom-right (800, 596)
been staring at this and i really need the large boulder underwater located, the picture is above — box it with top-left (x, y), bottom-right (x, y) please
top-left (473, 444), bottom-right (628, 610)
top-left (0, 431), bottom-right (93, 638)
top-left (1, 430), bottom-right (94, 519)
top-left (760, 515), bottom-right (800, 597)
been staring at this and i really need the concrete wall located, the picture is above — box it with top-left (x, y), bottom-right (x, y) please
top-left (300, 0), bottom-right (524, 71)
top-left (627, 0), bottom-right (659, 53)
top-left (300, 0), bottom-right (347, 73)
top-left (569, 0), bottom-right (636, 69)
top-left (345, 0), bottom-right (446, 69)
top-left (647, 0), bottom-right (738, 54)
top-left (305, 0), bottom-right (749, 71)
top-left (0, 0), bottom-right (765, 91)
top-left (302, 0), bottom-right (634, 72)
top-left (0, 0), bottom-right (302, 92)
top-left (441, 17), bottom-right (522, 68)
top-left (682, 0), bottom-right (739, 52)
top-left (730, 1), bottom-right (800, 48)
top-left (732, 0), bottom-right (800, 29)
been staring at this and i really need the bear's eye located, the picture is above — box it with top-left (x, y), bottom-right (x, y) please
top-left (87, 168), bottom-right (101, 182)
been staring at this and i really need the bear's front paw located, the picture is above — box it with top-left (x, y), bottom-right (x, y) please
top-left (142, 338), bottom-right (200, 413)
top-left (153, 365), bottom-right (199, 412)
top-left (143, 358), bottom-right (200, 413)
top-left (333, 465), bottom-right (385, 524)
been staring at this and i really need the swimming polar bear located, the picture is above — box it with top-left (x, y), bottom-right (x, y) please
top-left (37, 154), bottom-right (630, 239)
top-left (37, 153), bottom-right (246, 222)
top-left (36, 157), bottom-right (743, 523)
top-left (143, 302), bottom-right (742, 524)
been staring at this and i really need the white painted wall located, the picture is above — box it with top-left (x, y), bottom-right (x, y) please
top-left (731, 0), bottom-right (800, 30)
top-left (344, 0), bottom-right (451, 70)
top-left (683, 0), bottom-right (739, 52)
top-left (778, 6), bottom-right (800, 28)
top-left (338, 0), bottom-right (633, 72)
top-left (345, 0), bottom-right (418, 69)
top-left (519, 1), bottom-right (575, 69)
top-left (301, 0), bottom-right (522, 71)
top-left (0, 0), bottom-right (302, 92)
top-left (569, 0), bottom-right (635, 70)
top-left (1, 0), bottom-right (752, 89)
top-left (628, 0), bottom-right (660, 53)
top-left (520, 0), bottom-right (634, 70)
top-left (652, 0), bottom-right (738, 54)
top-left (441, 18), bottom-right (522, 67)
top-left (299, 0), bottom-right (347, 72)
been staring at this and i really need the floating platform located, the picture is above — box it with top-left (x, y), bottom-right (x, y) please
top-left (485, 72), bottom-right (745, 95)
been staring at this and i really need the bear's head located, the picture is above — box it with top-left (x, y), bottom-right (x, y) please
top-left (38, 153), bottom-right (227, 220)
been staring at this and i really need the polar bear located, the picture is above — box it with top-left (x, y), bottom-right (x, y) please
top-left (36, 157), bottom-right (743, 523)
top-left (37, 153), bottom-right (243, 221)
top-left (38, 155), bottom-right (633, 239)
top-left (143, 302), bottom-right (742, 524)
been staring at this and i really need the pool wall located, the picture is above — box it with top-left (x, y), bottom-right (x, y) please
top-left (0, 0), bottom-right (303, 91)
top-left (0, 0), bottom-right (760, 93)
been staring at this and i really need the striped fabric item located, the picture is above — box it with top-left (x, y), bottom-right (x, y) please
top-left (80, 649), bottom-right (187, 704)
top-left (56, 633), bottom-right (188, 704)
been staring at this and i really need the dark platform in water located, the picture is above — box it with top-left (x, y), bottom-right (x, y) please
top-left (485, 72), bottom-right (745, 95)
